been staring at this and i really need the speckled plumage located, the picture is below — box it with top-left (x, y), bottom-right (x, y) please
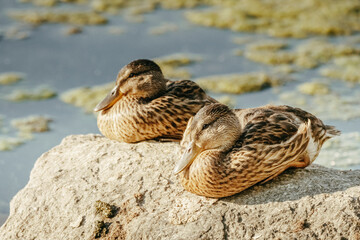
top-left (176, 103), bottom-right (340, 198)
top-left (95, 59), bottom-right (215, 143)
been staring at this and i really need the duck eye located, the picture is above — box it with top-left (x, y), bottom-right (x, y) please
top-left (202, 123), bottom-right (210, 130)
top-left (129, 73), bottom-right (136, 78)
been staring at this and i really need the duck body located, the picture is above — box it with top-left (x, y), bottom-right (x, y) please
top-left (175, 103), bottom-right (340, 198)
top-left (95, 59), bottom-right (215, 143)
top-left (97, 79), bottom-right (214, 142)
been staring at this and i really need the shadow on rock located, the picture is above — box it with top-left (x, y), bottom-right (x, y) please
top-left (221, 165), bottom-right (360, 205)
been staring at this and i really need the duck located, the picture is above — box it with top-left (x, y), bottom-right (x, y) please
top-left (174, 103), bottom-right (340, 198)
top-left (94, 59), bottom-right (216, 143)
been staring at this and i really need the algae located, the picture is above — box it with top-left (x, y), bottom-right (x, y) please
top-left (2, 26), bottom-right (30, 40)
top-left (247, 40), bottom-right (287, 51)
top-left (245, 50), bottom-right (296, 65)
top-left (275, 87), bottom-right (360, 121)
top-left (12, 0), bottom-right (360, 40)
top-left (297, 82), bottom-right (330, 95)
top-left (19, 0), bottom-right (86, 7)
top-left (320, 55), bottom-right (360, 83)
top-left (196, 73), bottom-right (286, 94)
top-left (64, 26), bottom-right (82, 35)
top-left (153, 53), bottom-right (201, 79)
top-left (11, 115), bottom-right (52, 133)
top-left (0, 137), bottom-right (24, 151)
top-left (148, 23), bottom-right (178, 35)
top-left (0, 115), bottom-right (52, 151)
top-left (185, 0), bottom-right (360, 38)
top-left (215, 95), bottom-right (236, 107)
top-left (19, 0), bottom-right (58, 7)
top-left (8, 10), bottom-right (107, 26)
top-left (243, 39), bottom-right (360, 68)
top-left (295, 39), bottom-right (360, 65)
top-left (231, 36), bottom-right (256, 45)
top-left (0, 73), bottom-right (23, 85)
top-left (273, 65), bottom-right (298, 74)
top-left (232, 49), bottom-right (243, 56)
top-left (6, 87), bottom-right (56, 101)
top-left (60, 82), bottom-right (113, 113)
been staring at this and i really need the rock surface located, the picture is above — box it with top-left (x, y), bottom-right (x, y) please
top-left (0, 134), bottom-right (360, 239)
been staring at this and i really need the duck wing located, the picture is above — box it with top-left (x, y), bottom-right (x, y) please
top-left (234, 108), bottom-right (299, 147)
top-left (137, 80), bottom-right (216, 141)
top-left (234, 105), bottom-right (340, 147)
top-left (166, 79), bottom-right (217, 103)
top-left (263, 105), bottom-right (341, 140)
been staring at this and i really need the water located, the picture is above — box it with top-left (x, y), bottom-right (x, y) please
top-left (1, 1), bottom-right (359, 226)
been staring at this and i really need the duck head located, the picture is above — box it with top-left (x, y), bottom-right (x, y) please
top-left (94, 59), bottom-right (166, 112)
top-left (174, 103), bottom-right (242, 174)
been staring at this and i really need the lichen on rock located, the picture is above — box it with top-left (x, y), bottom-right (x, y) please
top-left (94, 200), bottom-right (117, 218)
top-left (93, 220), bottom-right (108, 238)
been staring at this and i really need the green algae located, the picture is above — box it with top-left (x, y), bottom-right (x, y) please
top-left (6, 87), bottom-right (57, 101)
top-left (297, 82), bottom-right (331, 95)
top-left (320, 55), bottom-right (360, 83)
top-left (153, 53), bottom-right (202, 79)
top-left (60, 83), bottom-right (113, 113)
top-left (8, 10), bottom-right (107, 26)
top-left (0, 72), bottom-right (24, 85)
top-left (196, 73), bottom-right (286, 94)
top-left (185, 0), bottom-right (360, 38)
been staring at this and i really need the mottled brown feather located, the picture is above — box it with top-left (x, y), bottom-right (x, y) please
top-left (178, 103), bottom-right (340, 198)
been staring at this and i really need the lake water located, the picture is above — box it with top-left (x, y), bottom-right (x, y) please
top-left (1, 0), bottom-right (360, 226)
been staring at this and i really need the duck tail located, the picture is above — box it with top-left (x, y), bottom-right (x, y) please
top-left (259, 120), bottom-right (311, 166)
top-left (325, 125), bottom-right (341, 138)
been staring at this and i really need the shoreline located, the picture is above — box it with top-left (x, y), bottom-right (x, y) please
top-left (0, 214), bottom-right (8, 227)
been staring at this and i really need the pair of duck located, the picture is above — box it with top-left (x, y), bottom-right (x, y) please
top-left (94, 59), bottom-right (340, 198)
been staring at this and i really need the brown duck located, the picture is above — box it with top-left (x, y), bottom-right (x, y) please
top-left (94, 59), bottom-right (216, 143)
top-left (174, 103), bottom-right (340, 198)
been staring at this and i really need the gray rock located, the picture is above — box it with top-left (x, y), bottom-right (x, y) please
top-left (0, 134), bottom-right (359, 239)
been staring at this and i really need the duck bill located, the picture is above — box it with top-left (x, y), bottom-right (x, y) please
top-left (94, 86), bottom-right (122, 112)
top-left (173, 141), bottom-right (201, 175)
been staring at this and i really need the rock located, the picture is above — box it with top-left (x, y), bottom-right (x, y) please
top-left (0, 134), bottom-right (360, 239)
